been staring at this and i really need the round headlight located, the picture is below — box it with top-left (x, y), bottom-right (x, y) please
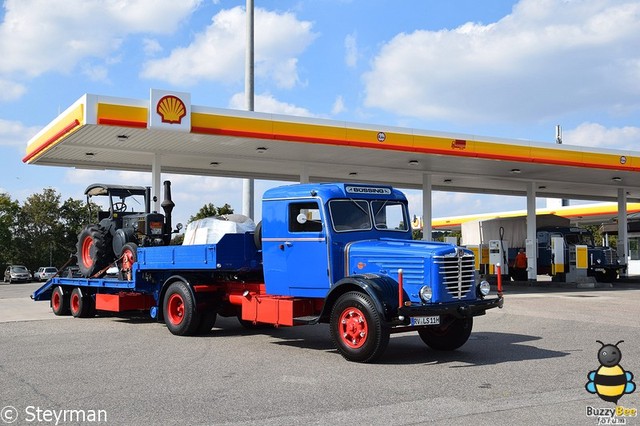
top-left (419, 285), bottom-right (432, 302)
top-left (479, 280), bottom-right (491, 296)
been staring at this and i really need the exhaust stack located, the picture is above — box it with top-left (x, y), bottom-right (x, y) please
top-left (161, 180), bottom-right (175, 239)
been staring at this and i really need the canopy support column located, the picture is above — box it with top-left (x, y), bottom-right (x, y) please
top-left (526, 182), bottom-right (537, 281)
top-left (422, 173), bottom-right (432, 241)
top-left (152, 153), bottom-right (161, 213)
top-left (300, 165), bottom-right (309, 183)
top-left (618, 188), bottom-right (628, 277)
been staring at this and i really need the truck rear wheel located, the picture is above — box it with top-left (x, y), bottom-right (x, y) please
top-left (70, 288), bottom-right (95, 318)
top-left (330, 291), bottom-right (389, 363)
top-left (77, 225), bottom-right (112, 278)
top-left (163, 281), bottom-right (200, 336)
top-left (418, 317), bottom-right (473, 351)
top-left (51, 286), bottom-right (70, 316)
top-left (197, 310), bottom-right (218, 334)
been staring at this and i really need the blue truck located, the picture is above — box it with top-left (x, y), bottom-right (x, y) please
top-left (33, 182), bottom-right (503, 362)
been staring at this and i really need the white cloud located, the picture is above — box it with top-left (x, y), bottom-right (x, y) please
top-left (141, 6), bottom-right (317, 88)
top-left (344, 32), bottom-right (358, 68)
top-left (0, 79), bottom-right (26, 102)
top-left (0, 118), bottom-right (39, 148)
top-left (363, 0), bottom-right (640, 123)
top-left (143, 38), bottom-right (163, 56)
top-left (564, 122), bottom-right (640, 151)
top-left (331, 95), bottom-right (346, 115)
top-left (229, 92), bottom-right (315, 117)
top-left (0, 0), bottom-right (201, 77)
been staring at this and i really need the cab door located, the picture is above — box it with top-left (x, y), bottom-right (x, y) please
top-left (262, 200), bottom-right (330, 297)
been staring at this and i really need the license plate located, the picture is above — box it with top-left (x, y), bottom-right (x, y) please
top-left (410, 316), bottom-right (440, 326)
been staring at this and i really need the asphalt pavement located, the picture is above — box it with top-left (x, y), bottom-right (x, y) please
top-left (1, 281), bottom-right (639, 425)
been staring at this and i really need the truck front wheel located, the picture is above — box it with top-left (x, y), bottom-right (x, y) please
top-left (330, 291), bottom-right (389, 363)
top-left (163, 281), bottom-right (200, 336)
top-left (418, 317), bottom-right (473, 351)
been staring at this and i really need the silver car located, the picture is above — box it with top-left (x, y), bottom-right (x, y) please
top-left (4, 265), bottom-right (31, 283)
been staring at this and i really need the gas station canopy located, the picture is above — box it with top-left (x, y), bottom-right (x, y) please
top-left (24, 90), bottom-right (640, 203)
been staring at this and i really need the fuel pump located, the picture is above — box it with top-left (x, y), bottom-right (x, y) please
top-left (489, 239), bottom-right (509, 276)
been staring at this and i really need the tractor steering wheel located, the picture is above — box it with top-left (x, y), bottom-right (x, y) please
top-left (113, 202), bottom-right (127, 212)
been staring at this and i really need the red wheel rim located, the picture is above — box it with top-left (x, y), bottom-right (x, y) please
top-left (338, 307), bottom-right (368, 349)
top-left (167, 293), bottom-right (184, 325)
top-left (71, 292), bottom-right (80, 314)
top-left (52, 290), bottom-right (61, 311)
top-left (81, 236), bottom-right (94, 267)
top-left (121, 248), bottom-right (134, 270)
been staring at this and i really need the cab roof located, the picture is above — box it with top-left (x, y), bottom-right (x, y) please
top-left (263, 182), bottom-right (407, 202)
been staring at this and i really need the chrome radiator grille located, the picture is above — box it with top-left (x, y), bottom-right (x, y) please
top-left (434, 251), bottom-right (475, 299)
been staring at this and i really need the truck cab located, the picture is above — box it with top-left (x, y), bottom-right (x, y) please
top-left (261, 183), bottom-right (411, 297)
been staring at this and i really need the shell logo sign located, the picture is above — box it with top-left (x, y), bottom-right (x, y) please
top-left (156, 95), bottom-right (186, 124)
top-left (149, 89), bottom-right (191, 132)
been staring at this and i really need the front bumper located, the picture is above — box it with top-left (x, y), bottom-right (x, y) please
top-left (398, 296), bottom-right (503, 319)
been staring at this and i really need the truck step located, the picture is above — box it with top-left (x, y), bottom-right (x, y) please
top-left (293, 315), bottom-right (320, 325)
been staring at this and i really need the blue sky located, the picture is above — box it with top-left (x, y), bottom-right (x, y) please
top-left (1, 0), bottom-right (639, 226)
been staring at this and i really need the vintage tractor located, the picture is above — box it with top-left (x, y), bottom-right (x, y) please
top-left (76, 180), bottom-right (177, 277)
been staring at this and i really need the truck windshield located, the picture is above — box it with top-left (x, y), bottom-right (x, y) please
top-left (371, 200), bottom-right (408, 231)
top-left (329, 199), bottom-right (409, 232)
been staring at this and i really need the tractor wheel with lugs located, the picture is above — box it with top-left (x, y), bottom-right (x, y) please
top-left (76, 225), bottom-right (112, 278)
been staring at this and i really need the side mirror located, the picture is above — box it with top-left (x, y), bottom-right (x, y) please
top-left (173, 223), bottom-right (183, 233)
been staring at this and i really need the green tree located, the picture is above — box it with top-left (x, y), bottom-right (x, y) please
top-left (7, 188), bottom-right (89, 271)
top-left (0, 193), bottom-right (20, 266)
top-left (188, 203), bottom-right (234, 224)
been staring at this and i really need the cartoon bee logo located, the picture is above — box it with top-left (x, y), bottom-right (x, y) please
top-left (585, 340), bottom-right (636, 403)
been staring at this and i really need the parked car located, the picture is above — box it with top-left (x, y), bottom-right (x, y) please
top-left (60, 266), bottom-right (82, 278)
top-left (4, 265), bottom-right (31, 283)
top-left (34, 266), bottom-right (58, 281)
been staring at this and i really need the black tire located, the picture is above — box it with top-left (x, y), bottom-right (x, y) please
top-left (253, 221), bottom-right (262, 250)
top-left (117, 242), bottom-right (138, 281)
top-left (197, 310), bottom-right (218, 334)
top-left (51, 286), bottom-right (70, 316)
top-left (163, 281), bottom-right (200, 336)
top-left (76, 225), bottom-right (113, 278)
top-left (418, 317), bottom-right (473, 351)
top-left (69, 287), bottom-right (95, 318)
top-left (330, 291), bottom-right (390, 363)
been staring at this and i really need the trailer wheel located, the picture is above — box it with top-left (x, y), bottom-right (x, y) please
top-left (330, 291), bottom-right (390, 363)
top-left (163, 281), bottom-right (200, 336)
top-left (69, 288), bottom-right (95, 318)
top-left (51, 286), bottom-right (70, 316)
top-left (418, 317), bottom-right (473, 351)
top-left (76, 225), bottom-right (112, 278)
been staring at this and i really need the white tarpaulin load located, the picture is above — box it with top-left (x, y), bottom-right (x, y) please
top-left (182, 214), bottom-right (256, 245)
top-left (461, 214), bottom-right (570, 247)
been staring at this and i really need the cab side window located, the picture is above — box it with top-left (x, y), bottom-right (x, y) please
top-left (289, 202), bottom-right (322, 232)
